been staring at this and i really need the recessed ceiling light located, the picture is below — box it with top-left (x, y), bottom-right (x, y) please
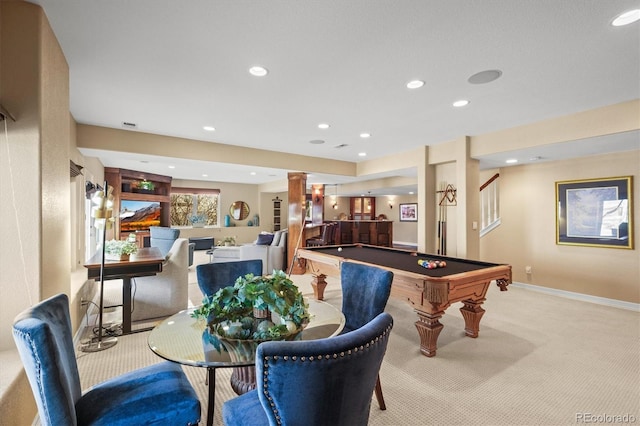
top-left (529, 156), bottom-right (542, 161)
top-left (360, 133), bottom-right (371, 138)
top-left (612, 9), bottom-right (640, 26)
top-left (309, 139), bottom-right (325, 145)
top-left (505, 159), bottom-right (518, 164)
top-left (250, 172), bottom-right (256, 176)
top-left (453, 100), bottom-right (470, 107)
top-left (202, 174), bottom-right (208, 177)
top-left (358, 152), bottom-right (367, 157)
top-left (318, 123), bottom-right (330, 129)
top-left (409, 191), bottom-right (414, 195)
top-left (468, 69), bottom-right (503, 84)
top-left (168, 165), bottom-right (175, 169)
top-left (249, 66), bottom-right (268, 76)
top-left (203, 126), bottom-right (215, 131)
top-left (406, 80), bottom-right (424, 89)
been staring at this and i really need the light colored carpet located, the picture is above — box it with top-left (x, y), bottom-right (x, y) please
top-left (76, 251), bottom-right (640, 425)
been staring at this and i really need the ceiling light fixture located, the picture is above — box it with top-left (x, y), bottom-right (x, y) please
top-left (318, 123), bottom-right (330, 129)
top-left (249, 66), bottom-right (268, 76)
top-left (360, 133), bottom-right (371, 138)
top-left (203, 126), bottom-right (215, 131)
top-left (406, 80), bottom-right (424, 89)
top-left (168, 165), bottom-right (175, 169)
top-left (358, 152), bottom-right (367, 157)
top-left (468, 69), bottom-right (503, 84)
top-left (505, 159), bottom-right (518, 164)
top-left (453, 100), bottom-right (470, 107)
top-left (612, 9), bottom-right (640, 26)
top-left (202, 174), bottom-right (208, 177)
top-left (309, 139), bottom-right (325, 145)
top-left (250, 172), bottom-right (256, 176)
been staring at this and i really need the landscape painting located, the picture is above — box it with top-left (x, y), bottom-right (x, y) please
top-left (120, 200), bottom-right (161, 232)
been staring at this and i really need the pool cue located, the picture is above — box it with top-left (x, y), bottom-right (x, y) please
top-left (287, 212), bottom-right (306, 276)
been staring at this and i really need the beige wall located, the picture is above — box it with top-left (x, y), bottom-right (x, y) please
top-left (0, 0), bottom-right (71, 350)
top-left (481, 150), bottom-right (640, 303)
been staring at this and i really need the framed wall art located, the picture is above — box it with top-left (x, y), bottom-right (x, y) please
top-left (399, 203), bottom-right (418, 222)
top-left (556, 176), bottom-right (633, 249)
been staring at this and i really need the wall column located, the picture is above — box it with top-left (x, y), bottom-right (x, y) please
top-left (287, 172), bottom-right (307, 274)
top-left (417, 146), bottom-right (436, 252)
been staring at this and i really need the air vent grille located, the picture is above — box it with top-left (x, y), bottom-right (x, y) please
top-left (122, 121), bottom-right (137, 129)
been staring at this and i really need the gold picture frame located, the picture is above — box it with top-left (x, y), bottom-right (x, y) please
top-left (556, 176), bottom-right (633, 249)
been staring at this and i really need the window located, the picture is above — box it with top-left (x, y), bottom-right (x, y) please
top-left (170, 188), bottom-right (220, 226)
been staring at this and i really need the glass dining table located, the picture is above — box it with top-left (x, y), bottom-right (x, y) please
top-left (148, 299), bottom-right (345, 426)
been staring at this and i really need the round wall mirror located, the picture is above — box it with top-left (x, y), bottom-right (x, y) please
top-left (230, 201), bottom-right (250, 220)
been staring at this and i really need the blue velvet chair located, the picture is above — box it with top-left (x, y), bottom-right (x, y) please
top-left (196, 259), bottom-right (263, 298)
top-left (12, 293), bottom-right (201, 426)
top-left (222, 312), bottom-right (394, 426)
top-left (196, 259), bottom-right (264, 390)
top-left (340, 261), bottom-right (394, 410)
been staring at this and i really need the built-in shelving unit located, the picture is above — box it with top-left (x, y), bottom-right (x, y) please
top-left (104, 167), bottom-right (172, 244)
top-left (272, 196), bottom-right (282, 231)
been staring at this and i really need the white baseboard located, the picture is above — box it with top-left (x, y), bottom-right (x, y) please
top-left (511, 281), bottom-right (639, 312)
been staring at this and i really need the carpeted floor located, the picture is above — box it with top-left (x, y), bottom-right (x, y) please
top-left (75, 251), bottom-right (640, 425)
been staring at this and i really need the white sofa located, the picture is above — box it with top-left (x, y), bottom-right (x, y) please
top-left (130, 238), bottom-right (189, 322)
top-left (212, 229), bottom-right (288, 275)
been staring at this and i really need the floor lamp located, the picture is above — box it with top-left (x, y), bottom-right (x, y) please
top-left (80, 181), bottom-right (118, 352)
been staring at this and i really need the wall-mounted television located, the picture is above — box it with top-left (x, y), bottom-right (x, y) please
top-left (119, 200), bottom-right (161, 232)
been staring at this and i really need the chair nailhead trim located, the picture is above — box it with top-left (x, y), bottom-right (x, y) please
top-left (260, 323), bottom-right (393, 426)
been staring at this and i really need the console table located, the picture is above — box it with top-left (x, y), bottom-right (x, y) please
top-left (84, 247), bottom-right (165, 334)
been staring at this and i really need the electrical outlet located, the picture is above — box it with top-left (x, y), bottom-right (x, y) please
top-left (525, 266), bottom-right (532, 274)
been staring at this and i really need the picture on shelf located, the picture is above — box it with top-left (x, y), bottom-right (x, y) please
top-left (120, 200), bottom-right (161, 231)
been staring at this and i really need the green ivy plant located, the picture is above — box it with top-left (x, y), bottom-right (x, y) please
top-left (104, 239), bottom-right (138, 255)
top-left (192, 270), bottom-right (310, 340)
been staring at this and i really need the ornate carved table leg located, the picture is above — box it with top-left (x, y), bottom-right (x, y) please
top-left (311, 274), bottom-right (327, 300)
top-left (460, 299), bottom-right (486, 338)
top-left (414, 311), bottom-right (444, 357)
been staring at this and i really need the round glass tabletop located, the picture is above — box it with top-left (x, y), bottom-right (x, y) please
top-left (148, 299), bottom-right (345, 368)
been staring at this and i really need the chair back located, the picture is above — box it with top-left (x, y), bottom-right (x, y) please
top-left (340, 262), bottom-right (393, 333)
top-left (196, 259), bottom-right (263, 298)
top-left (12, 294), bottom-right (81, 426)
top-left (150, 226), bottom-right (180, 257)
top-left (255, 312), bottom-right (393, 426)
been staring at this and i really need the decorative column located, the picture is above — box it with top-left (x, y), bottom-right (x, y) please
top-left (287, 172), bottom-right (307, 275)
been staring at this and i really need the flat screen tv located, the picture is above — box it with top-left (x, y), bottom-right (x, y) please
top-left (119, 200), bottom-right (161, 232)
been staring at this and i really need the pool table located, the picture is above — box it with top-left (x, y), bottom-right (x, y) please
top-left (296, 244), bottom-right (511, 357)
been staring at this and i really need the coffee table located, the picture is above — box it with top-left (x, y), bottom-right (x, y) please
top-left (148, 299), bottom-right (345, 426)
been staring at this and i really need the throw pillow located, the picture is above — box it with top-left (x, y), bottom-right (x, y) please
top-left (256, 233), bottom-right (274, 245)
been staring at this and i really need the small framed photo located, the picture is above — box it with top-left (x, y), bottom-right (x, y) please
top-left (399, 203), bottom-right (418, 222)
top-left (556, 176), bottom-right (633, 249)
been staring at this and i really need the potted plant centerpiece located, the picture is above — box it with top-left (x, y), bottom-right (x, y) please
top-left (191, 270), bottom-right (310, 360)
top-left (103, 237), bottom-right (138, 261)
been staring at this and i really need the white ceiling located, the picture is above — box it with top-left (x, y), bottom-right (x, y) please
top-left (29, 0), bottom-right (640, 194)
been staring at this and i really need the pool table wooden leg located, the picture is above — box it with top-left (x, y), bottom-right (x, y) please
top-left (414, 312), bottom-right (444, 357)
top-left (460, 299), bottom-right (486, 338)
top-left (311, 274), bottom-right (327, 300)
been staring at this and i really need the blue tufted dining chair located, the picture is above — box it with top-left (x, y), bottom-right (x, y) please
top-left (340, 261), bottom-right (394, 410)
top-left (222, 312), bottom-right (394, 426)
top-left (196, 259), bottom-right (263, 390)
top-left (196, 259), bottom-right (263, 298)
top-left (12, 293), bottom-right (201, 426)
